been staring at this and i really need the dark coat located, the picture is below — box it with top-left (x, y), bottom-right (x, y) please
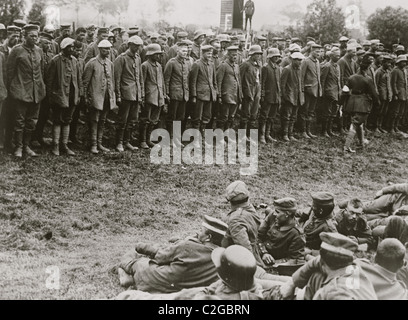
top-left (7, 44), bottom-right (46, 104)
top-left (258, 213), bottom-right (305, 261)
top-left (261, 61), bottom-right (281, 104)
top-left (280, 64), bottom-right (304, 106)
top-left (375, 67), bottom-right (392, 102)
top-left (338, 56), bottom-right (357, 88)
top-left (216, 60), bottom-right (242, 104)
top-left (240, 59), bottom-right (261, 100)
top-left (114, 50), bottom-right (143, 102)
top-left (0, 52), bottom-right (7, 101)
top-left (142, 59), bottom-right (166, 107)
top-left (46, 53), bottom-right (82, 108)
top-left (300, 56), bottom-right (322, 97)
top-left (321, 61), bottom-right (341, 101)
top-left (189, 58), bottom-right (218, 102)
top-left (303, 212), bottom-right (337, 250)
top-left (391, 67), bottom-right (408, 101)
top-left (345, 73), bottom-right (379, 113)
top-left (164, 55), bottom-right (190, 102)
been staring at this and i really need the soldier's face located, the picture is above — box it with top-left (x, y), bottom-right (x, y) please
top-left (62, 29), bottom-right (70, 37)
top-left (99, 33), bottom-right (109, 41)
top-left (331, 52), bottom-right (340, 63)
top-left (77, 32), bottom-right (86, 41)
top-left (41, 40), bottom-right (52, 53)
top-left (311, 48), bottom-right (320, 59)
top-left (152, 53), bottom-right (163, 63)
top-left (231, 40), bottom-right (239, 46)
top-left (108, 37), bottom-right (115, 45)
top-left (383, 61), bottom-right (391, 69)
top-left (87, 29), bottom-right (95, 37)
top-left (177, 46), bottom-right (188, 58)
top-left (202, 50), bottom-right (213, 61)
top-left (196, 35), bottom-right (205, 45)
top-left (99, 47), bottom-right (110, 58)
top-left (63, 45), bottom-right (74, 56)
top-left (276, 210), bottom-right (289, 226)
top-left (344, 209), bottom-right (358, 226)
top-left (348, 50), bottom-right (356, 58)
top-left (128, 43), bottom-right (140, 54)
top-left (259, 40), bottom-right (266, 49)
top-left (25, 31), bottom-right (38, 46)
top-left (252, 53), bottom-right (262, 62)
top-left (8, 33), bottom-right (20, 46)
top-left (228, 51), bottom-right (238, 63)
top-left (291, 58), bottom-right (301, 68)
top-left (73, 46), bottom-right (82, 58)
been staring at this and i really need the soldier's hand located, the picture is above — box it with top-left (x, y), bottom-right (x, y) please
top-left (116, 97), bottom-right (122, 105)
top-left (394, 95), bottom-right (399, 101)
top-left (280, 279), bottom-right (296, 300)
top-left (191, 97), bottom-right (197, 104)
top-left (218, 97), bottom-right (222, 104)
top-left (262, 253), bottom-right (275, 265)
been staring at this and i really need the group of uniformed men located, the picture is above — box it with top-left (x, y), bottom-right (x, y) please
top-left (0, 19), bottom-right (407, 157)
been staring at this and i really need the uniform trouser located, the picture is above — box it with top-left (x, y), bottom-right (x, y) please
top-left (70, 98), bottom-right (85, 139)
top-left (192, 99), bottom-right (212, 128)
top-left (34, 96), bottom-right (51, 140)
top-left (166, 100), bottom-right (185, 137)
top-left (182, 101), bottom-right (194, 132)
top-left (321, 97), bottom-right (339, 120)
top-left (401, 101), bottom-right (408, 128)
top-left (0, 100), bottom-right (3, 145)
top-left (117, 100), bottom-right (139, 131)
top-left (88, 96), bottom-right (111, 145)
top-left (281, 101), bottom-right (299, 135)
top-left (259, 102), bottom-right (279, 123)
top-left (13, 100), bottom-right (41, 148)
top-left (217, 103), bottom-right (238, 130)
top-left (244, 15), bottom-right (253, 30)
top-left (140, 103), bottom-right (162, 126)
top-left (390, 99), bottom-right (405, 122)
top-left (0, 98), bottom-right (16, 150)
top-left (52, 103), bottom-right (76, 126)
top-left (299, 93), bottom-right (319, 130)
top-left (241, 85), bottom-right (261, 128)
top-left (363, 193), bottom-right (399, 216)
top-left (344, 112), bottom-right (369, 149)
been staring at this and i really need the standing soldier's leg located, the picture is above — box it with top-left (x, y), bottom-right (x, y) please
top-left (97, 95), bottom-right (111, 152)
top-left (22, 102), bottom-right (41, 157)
top-left (0, 100), bottom-right (3, 149)
top-left (281, 102), bottom-right (290, 142)
top-left (249, 86), bottom-right (261, 141)
top-left (191, 100), bottom-right (203, 131)
top-left (70, 98), bottom-right (84, 145)
top-left (60, 99), bottom-right (76, 156)
top-left (88, 107), bottom-right (100, 154)
top-left (174, 101), bottom-right (186, 145)
top-left (389, 100), bottom-right (399, 134)
top-left (327, 101), bottom-right (339, 137)
top-left (240, 98), bottom-right (251, 142)
top-left (166, 100), bottom-right (178, 140)
top-left (4, 98), bottom-right (16, 153)
top-left (321, 97), bottom-right (330, 137)
top-left (33, 97), bottom-right (51, 146)
top-left (201, 101), bottom-right (212, 139)
top-left (51, 104), bottom-right (61, 156)
top-left (147, 104), bottom-right (162, 147)
top-left (306, 95), bottom-right (318, 138)
top-left (116, 100), bottom-right (129, 152)
top-left (217, 103), bottom-right (229, 131)
top-left (289, 103), bottom-right (300, 142)
top-left (258, 101), bottom-right (269, 144)
top-left (344, 113), bottom-right (359, 153)
top-left (299, 94), bottom-right (310, 139)
top-left (139, 103), bottom-right (151, 149)
top-left (266, 103), bottom-right (278, 143)
top-left (124, 101), bottom-right (139, 151)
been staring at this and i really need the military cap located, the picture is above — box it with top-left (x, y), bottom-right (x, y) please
top-left (13, 19), bottom-right (27, 28)
top-left (267, 48), bottom-right (281, 58)
top-left (177, 31), bottom-right (188, 38)
top-left (356, 43), bottom-right (362, 50)
top-left (217, 34), bottom-right (230, 42)
top-left (346, 43), bottom-right (357, 51)
top-left (7, 25), bottom-right (21, 33)
top-left (194, 30), bottom-right (206, 40)
top-left (331, 43), bottom-right (340, 48)
top-left (273, 197), bottom-right (297, 213)
top-left (382, 54), bottom-right (393, 61)
top-left (362, 40), bottom-right (371, 46)
top-left (39, 32), bottom-right (54, 41)
top-left (248, 44), bottom-right (263, 56)
top-left (202, 215), bottom-right (228, 237)
top-left (226, 45), bottom-right (239, 51)
top-left (346, 200), bottom-right (364, 215)
top-left (329, 47), bottom-right (341, 55)
top-left (271, 36), bottom-right (280, 41)
top-left (129, 25), bottom-right (139, 31)
top-left (230, 35), bottom-right (238, 41)
top-left (356, 49), bottom-right (366, 56)
top-left (339, 36), bottom-right (349, 42)
top-left (256, 35), bottom-right (267, 41)
top-left (128, 35), bottom-right (143, 45)
top-left (370, 39), bottom-right (380, 44)
top-left (182, 39), bottom-right (193, 46)
top-left (211, 42), bottom-right (221, 50)
top-left (0, 24), bottom-right (5, 30)
top-left (225, 180), bottom-right (249, 203)
top-left (395, 55), bottom-right (407, 64)
top-left (306, 41), bottom-right (316, 47)
top-left (311, 192), bottom-right (334, 208)
top-left (108, 31), bottom-right (115, 38)
top-left (311, 43), bottom-right (322, 49)
top-left (60, 37), bottom-right (75, 49)
top-left (396, 45), bottom-right (405, 52)
top-left (290, 52), bottom-right (305, 60)
top-left (28, 21), bottom-right (41, 26)
top-left (60, 24), bottom-right (71, 30)
top-left (86, 24), bottom-right (97, 30)
top-left (291, 37), bottom-right (301, 43)
top-left (176, 40), bottom-right (189, 47)
top-left (97, 27), bottom-right (109, 35)
top-left (288, 43), bottom-right (301, 52)
top-left (110, 25), bottom-right (122, 32)
top-left (23, 24), bottom-right (40, 33)
top-left (306, 36), bottom-right (315, 42)
top-left (128, 28), bottom-right (139, 36)
top-left (209, 38), bottom-right (219, 45)
top-left (378, 42), bottom-right (384, 47)
top-left (201, 44), bottom-right (213, 52)
top-left (320, 232), bottom-right (358, 258)
top-left (149, 32), bottom-right (160, 39)
top-left (97, 39), bottom-right (112, 48)
top-left (237, 35), bottom-right (246, 42)
top-left (43, 24), bottom-right (55, 33)
top-left (145, 43), bottom-right (163, 56)
top-left (166, 33), bottom-right (174, 40)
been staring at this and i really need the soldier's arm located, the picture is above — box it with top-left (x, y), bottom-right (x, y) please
top-left (212, 64), bottom-right (218, 96)
top-left (390, 69), bottom-right (398, 97)
top-left (113, 56), bottom-right (123, 100)
top-left (288, 231), bottom-right (306, 260)
top-left (0, 53), bottom-right (6, 89)
top-left (291, 255), bottom-right (323, 289)
top-left (260, 65), bottom-right (267, 100)
top-left (6, 48), bottom-right (18, 88)
top-left (229, 219), bottom-right (252, 253)
top-left (216, 63), bottom-right (225, 100)
top-left (300, 60), bottom-right (308, 91)
top-left (82, 61), bottom-right (94, 102)
top-left (163, 60), bottom-right (173, 98)
top-left (280, 67), bottom-right (289, 101)
top-left (153, 243), bottom-right (181, 265)
top-left (381, 183), bottom-right (408, 195)
top-left (137, 57), bottom-right (144, 102)
top-left (45, 57), bottom-right (56, 94)
top-left (76, 59), bottom-right (84, 97)
top-left (189, 62), bottom-right (199, 99)
top-left (320, 64), bottom-right (329, 92)
top-left (141, 62), bottom-right (148, 101)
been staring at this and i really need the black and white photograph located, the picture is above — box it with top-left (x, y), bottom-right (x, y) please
top-left (0, 0), bottom-right (408, 304)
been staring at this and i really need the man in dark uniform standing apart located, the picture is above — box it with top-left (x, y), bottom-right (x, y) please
top-left (243, 0), bottom-right (255, 31)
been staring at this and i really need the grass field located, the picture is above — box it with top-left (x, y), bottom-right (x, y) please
top-left (1, 124), bottom-right (407, 300)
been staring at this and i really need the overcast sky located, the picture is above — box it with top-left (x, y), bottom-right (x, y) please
top-left (123, 0), bottom-right (408, 28)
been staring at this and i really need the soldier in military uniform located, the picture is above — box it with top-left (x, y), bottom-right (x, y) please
top-left (300, 192), bottom-right (338, 251)
top-left (243, 0), bottom-right (255, 31)
top-left (258, 198), bottom-right (306, 267)
top-left (191, 30), bottom-right (206, 61)
top-left (117, 27), bottom-right (140, 55)
top-left (375, 54), bottom-right (393, 133)
top-left (334, 198), bottom-right (375, 249)
top-left (54, 24), bottom-right (72, 53)
top-left (84, 24), bottom-right (96, 45)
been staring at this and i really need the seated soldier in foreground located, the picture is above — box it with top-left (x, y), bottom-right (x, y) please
top-left (115, 245), bottom-right (264, 300)
top-left (334, 198), bottom-right (375, 249)
top-left (278, 232), bottom-right (377, 300)
top-left (258, 197), bottom-right (306, 267)
top-left (117, 215), bottom-right (228, 293)
top-left (300, 192), bottom-right (338, 252)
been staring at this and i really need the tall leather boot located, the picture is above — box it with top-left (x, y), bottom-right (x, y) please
top-left (115, 126), bottom-right (125, 152)
top-left (90, 121), bottom-right (99, 154)
top-left (300, 119), bottom-right (310, 139)
top-left (97, 122), bottom-right (110, 152)
top-left (265, 120), bottom-right (276, 143)
top-left (282, 121), bottom-right (290, 142)
top-left (139, 123), bottom-right (149, 149)
top-left (321, 119), bottom-right (330, 138)
top-left (259, 121), bottom-right (266, 144)
top-left (338, 116), bottom-right (346, 134)
top-left (376, 116), bottom-right (385, 133)
top-left (52, 124), bottom-right (61, 156)
top-left (344, 124), bottom-right (356, 153)
top-left (328, 118), bottom-right (338, 136)
top-left (306, 121), bottom-right (317, 138)
top-left (13, 131), bottom-right (23, 157)
top-left (240, 121), bottom-right (250, 142)
top-left (23, 131), bottom-right (38, 157)
top-left (395, 118), bottom-right (401, 133)
top-left (146, 123), bottom-right (156, 148)
top-left (61, 125), bottom-right (75, 156)
top-left (289, 121), bottom-right (298, 141)
top-left (124, 129), bottom-right (138, 151)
